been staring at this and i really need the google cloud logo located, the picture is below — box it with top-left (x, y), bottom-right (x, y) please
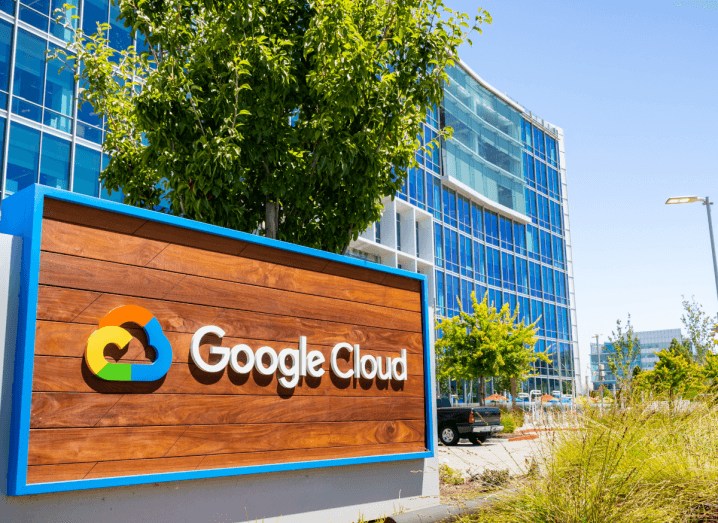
top-left (85, 305), bottom-right (173, 381)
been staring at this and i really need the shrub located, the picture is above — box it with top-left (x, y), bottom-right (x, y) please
top-left (469, 396), bottom-right (718, 523)
top-left (439, 464), bottom-right (464, 485)
top-left (500, 412), bottom-right (516, 433)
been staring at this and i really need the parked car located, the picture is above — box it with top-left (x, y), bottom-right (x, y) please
top-left (436, 397), bottom-right (503, 446)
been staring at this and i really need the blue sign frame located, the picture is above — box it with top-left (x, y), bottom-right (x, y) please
top-left (0, 185), bottom-right (435, 496)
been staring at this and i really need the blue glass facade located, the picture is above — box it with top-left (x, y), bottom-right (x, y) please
top-left (396, 63), bottom-right (578, 396)
top-left (0, 0), bottom-right (124, 202)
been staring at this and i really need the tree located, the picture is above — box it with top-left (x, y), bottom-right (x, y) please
top-left (632, 365), bottom-right (642, 379)
top-left (681, 296), bottom-right (718, 363)
top-left (636, 347), bottom-right (704, 410)
top-left (435, 292), bottom-right (544, 406)
top-left (52, 0), bottom-right (490, 252)
top-left (668, 337), bottom-right (692, 361)
top-left (606, 315), bottom-right (641, 392)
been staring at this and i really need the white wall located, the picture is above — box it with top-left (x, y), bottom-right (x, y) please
top-left (0, 232), bottom-right (439, 523)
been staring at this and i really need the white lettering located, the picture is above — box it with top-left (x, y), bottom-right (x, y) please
top-left (331, 343), bottom-right (354, 378)
top-left (360, 354), bottom-right (377, 379)
top-left (306, 350), bottom-right (325, 378)
top-left (278, 348), bottom-right (300, 388)
top-left (188, 328), bottom-right (408, 386)
top-left (255, 346), bottom-right (278, 375)
top-left (391, 349), bottom-right (408, 381)
top-left (190, 325), bottom-right (229, 373)
top-left (230, 344), bottom-right (254, 374)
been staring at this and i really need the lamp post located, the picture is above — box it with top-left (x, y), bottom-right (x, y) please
top-left (666, 196), bottom-right (718, 308)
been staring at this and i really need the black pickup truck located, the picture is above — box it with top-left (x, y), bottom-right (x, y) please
top-left (436, 397), bottom-right (503, 446)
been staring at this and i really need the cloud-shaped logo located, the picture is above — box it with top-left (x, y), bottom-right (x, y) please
top-left (85, 305), bottom-right (173, 381)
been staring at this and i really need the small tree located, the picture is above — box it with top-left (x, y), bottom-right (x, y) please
top-left (606, 315), bottom-right (641, 392)
top-left (637, 348), bottom-right (703, 410)
top-left (681, 296), bottom-right (717, 363)
top-left (435, 292), bottom-right (544, 406)
top-left (668, 337), bottom-right (692, 361)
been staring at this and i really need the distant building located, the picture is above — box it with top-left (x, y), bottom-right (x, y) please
top-left (590, 328), bottom-right (683, 389)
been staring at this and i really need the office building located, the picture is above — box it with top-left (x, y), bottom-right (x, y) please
top-left (590, 328), bottom-right (683, 389)
top-left (349, 61), bottom-right (580, 395)
top-left (0, 5), bottom-right (581, 395)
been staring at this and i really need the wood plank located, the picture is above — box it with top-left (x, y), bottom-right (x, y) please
top-left (83, 456), bottom-right (205, 480)
top-left (147, 244), bottom-right (421, 312)
top-left (42, 219), bottom-right (168, 266)
top-left (36, 286), bottom-right (102, 322)
top-left (26, 462), bottom-right (97, 484)
top-left (28, 442), bottom-right (426, 483)
top-left (215, 309), bottom-right (424, 353)
top-left (164, 275), bottom-right (422, 332)
top-left (31, 356), bottom-right (425, 398)
top-left (31, 393), bottom-right (122, 428)
top-left (195, 442), bottom-right (426, 471)
top-left (38, 287), bottom-right (226, 333)
top-left (30, 393), bottom-right (424, 428)
top-left (39, 253), bottom-right (420, 332)
top-left (132, 220), bottom-right (248, 257)
top-left (43, 198), bottom-right (147, 235)
top-left (39, 252), bottom-right (185, 300)
top-left (380, 273), bottom-right (423, 293)
top-left (166, 420), bottom-right (425, 458)
top-left (239, 242), bottom-right (328, 272)
top-left (34, 321), bottom-right (426, 365)
top-left (322, 260), bottom-right (387, 285)
top-left (27, 421), bottom-right (423, 466)
top-left (36, 292), bottom-right (423, 352)
top-left (28, 426), bottom-right (189, 465)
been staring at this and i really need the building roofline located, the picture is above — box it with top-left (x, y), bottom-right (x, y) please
top-left (456, 58), bottom-right (525, 113)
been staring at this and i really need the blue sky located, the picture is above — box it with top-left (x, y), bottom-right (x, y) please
top-left (445, 0), bottom-right (718, 383)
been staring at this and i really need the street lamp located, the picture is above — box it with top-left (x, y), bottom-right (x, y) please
top-left (665, 196), bottom-right (718, 306)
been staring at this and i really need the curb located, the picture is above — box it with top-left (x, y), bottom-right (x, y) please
top-left (382, 491), bottom-right (511, 523)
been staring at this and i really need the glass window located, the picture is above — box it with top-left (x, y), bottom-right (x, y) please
top-left (475, 282), bottom-right (487, 304)
top-left (471, 204), bottom-right (483, 240)
top-left (433, 222), bottom-right (443, 268)
top-left (555, 270), bottom-right (567, 305)
top-left (540, 229), bottom-right (553, 265)
top-left (504, 292), bottom-right (516, 315)
top-left (442, 187), bottom-right (456, 227)
top-left (0, 20), bottom-right (11, 97)
top-left (427, 174), bottom-right (441, 219)
top-left (501, 252), bottom-right (515, 291)
top-left (499, 217), bottom-right (513, 250)
top-left (461, 278), bottom-right (471, 313)
top-left (44, 45), bottom-right (74, 133)
top-left (435, 270), bottom-right (445, 316)
top-left (73, 144), bottom-right (101, 196)
top-left (516, 256), bottom-right (528, 295)
top-left (484, 210), bottom-right (499, 246)
top-left (82, 0), bottom-right (108, 36)
top-left (0, 0), bottom-right (12, 15)
top-left (527, 154), bottom-right (535, 188)
top-left (526, 224), bottom-right (540, 261)
top-left (518, 295), bottom-right (530, 324)
top-left (460, 234), bottom-right (473, 278)
top-left (458, 195), bottom-right (470, 234)
top-left (444, 227), bottom-right (458, 273)
top-left (522, 120), bottom-right (532, 151)
top-left (528, 261), bottom-right (542, 298)
top-left (13, 30), bottom-right (46, 108)
top-left (531, 299), bottom-right (544, 336)
top-left (446, 274), bottom-right (459, 317)
top-left (543, 266), bottom-right (555, 302)
top-left (51, 0), bottom-right (79, 41)
top-left (514, 223), bottom-right (526, 255)
top-left (109, 0), bottom-right (132, 51)
top-left (537, 194), bottom-right (550, 229)
top-left (474, 240), bottom-right (486, 284)
top-left (553, 235), bottom-right (565, 269)
top-left (396, 213), bottom-right (401, 251)
top-left (39, 133), bottom-right (71, 190)
top-left (487, 247), bottom-right (501, 287)
top-left (416, 167), bottom-right (425, 210)
top-left (5, 122), bottom-right (40, 196)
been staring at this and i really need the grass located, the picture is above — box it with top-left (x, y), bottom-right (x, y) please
top-left (457, 398), bottom-right (718, 523)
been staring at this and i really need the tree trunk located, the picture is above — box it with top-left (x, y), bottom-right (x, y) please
top-left (511, 377), bottom-right (517, 411)
top-left (266, 201), bottom-right (278, 240)
top-left (479, 376), bottom-right (485, 406)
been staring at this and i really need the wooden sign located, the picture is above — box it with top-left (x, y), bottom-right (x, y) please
top-left (2, 186), bottom-right (433, 496)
